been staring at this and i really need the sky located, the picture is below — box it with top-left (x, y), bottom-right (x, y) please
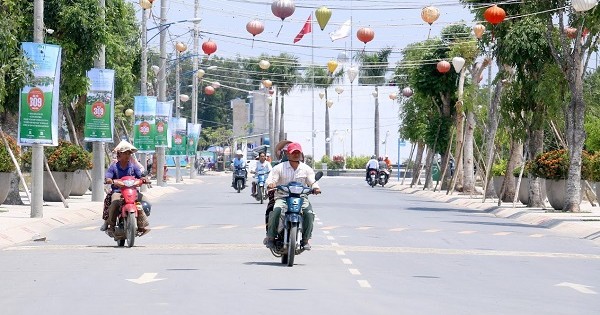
top-left (131, 0), bottom-right (482, 162)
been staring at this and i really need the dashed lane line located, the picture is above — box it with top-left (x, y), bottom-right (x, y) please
top-left (151, 225), bottom-right (170, 230)
top-left (357, 226), bottom-right (374, 230)
top-left (357, 280), bottom-right (372, 288)
top-left (530, 234), bottom-right (545, 238)
top-left (342, 258), bottom-right (353, 265)
top-left (336, 250), bottom-right (346, 256)
top-left (494, 232), bottom-right (513, 236)
top-left (459, 231), bottom-right (477, 234)
top-left (183, 225), bottom-right (204, 230)
top-left (219, 225), bottom-right (238, 229)
top-left (423, 229), bottom-right (441, 233)
top-left (326, 236), bottom-right (335, 240)
top-left (349, 268), bottom-right (361, 275)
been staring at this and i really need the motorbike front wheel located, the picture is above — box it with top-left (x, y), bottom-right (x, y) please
top-left (236, 179), bottom-right (242, 193)
top-left (287, 225), bottom-right (298, 267)
top-left (126, 212), bottom-right (137, 248)
top-left (258, 187), bottom-right (263, 204)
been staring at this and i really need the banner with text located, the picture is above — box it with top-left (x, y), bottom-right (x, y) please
top-left (186, 123), bottom-right (202, 156)
top-left (84, 68), bottom-right (115, 142)
top-left (18, 42), bottom-right (62, 146)
top-left (167, 117), bottom-right (187, 156)
top-left (154, 101), bottom-right (172, 147)
top-left (133, 96), bottom-right (157, 153)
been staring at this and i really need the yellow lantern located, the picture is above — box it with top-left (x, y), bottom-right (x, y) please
top-left (327, 60), bottom-right (338, 73)
top-left (421, 6), bottom-right (440, 25)
top-left (125, 108), bottom-right (134, 117)
top-left (473, 24), bottom-right (485, 39)
top-left (139, 0), bottom-right (152, 10)
top-left (258, 60), bottom-right (271, 70)
top-left (175, 42), bottom-right (187, 53)
top-left (197, 69), bottom-right (205, 78)
top-left (315, 6), bottom-right (332, 31)
top-left (262, 79), bottom-right (273, 88)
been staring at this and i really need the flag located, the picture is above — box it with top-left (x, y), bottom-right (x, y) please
top-left (329, 19), bottom-right (351, 41)
top-left (293, 15), bottom-right (312, 43)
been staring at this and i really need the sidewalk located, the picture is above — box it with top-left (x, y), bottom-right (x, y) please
top-left (0, 176), bottom-right (210, 249)
top-left (387, 182), bottom-right (600, 246)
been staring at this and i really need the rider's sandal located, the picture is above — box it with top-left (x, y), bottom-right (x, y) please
top-left (137, 228), bottom-right (151, 237)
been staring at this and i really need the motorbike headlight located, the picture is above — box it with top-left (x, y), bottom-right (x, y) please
top-left (123, 179), bottom-right (135, 187)
top-left (288, 185), bottom-right (305, 194)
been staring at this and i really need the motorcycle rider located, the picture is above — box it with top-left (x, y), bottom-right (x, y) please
top-left (365, 155), bottom-right (379, 182)
top-left (231, 149), bottom-right (247, 187)
top-left (251, 152), bottom-right (272, 197)
top-left (378, 157), bottom-right (390, 183)
top-left (264, 142), bottom-right (321, 250)
top-left (103, 140), bottom-right (150, 236)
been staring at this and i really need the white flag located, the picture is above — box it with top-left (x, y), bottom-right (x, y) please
top-left (329, 20), bottom-right (351, 41)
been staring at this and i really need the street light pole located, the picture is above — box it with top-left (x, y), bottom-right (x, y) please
top-left (175, 49), bottom-right (182, 183)
top-left (156, 0), bottom-right (168, 187)
top-left (91, 0), bottom-right (106, 203)
top-left (190, 0), bottom-right (199, 179)
top-left (30, 0), bottom-right (44, 217)
top-left (139, 5), bottom-right (148, 192)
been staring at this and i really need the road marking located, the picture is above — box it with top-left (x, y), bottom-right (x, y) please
top-left (529, 234), bottom-right (545, 238)
top-left (317, 222), bottom-right (323, 225)
top-left (321, 226), bottom-right (340, 230)
top-left (253, 225), bottom-right (266, 229)
top-left (322, 231), bottom-right (330, 234)
top-left (494, 232), bottom-right (512, 236)
top-left (126, 273), bottom-right (165, 284)
top-left (326, 236), bottom-right (335, 240)
top-left (555, 282), bottom-right (597, 294)
top-left (79, 226), bottom-right (98, 231)
top-left (151, 225), bottom-right (170, 230)
top-left (357, 280), bottom-right (371, 288)
top-left (389, 228), bottom-right (407, 232)
top-left (459, 231), bottom-right (477, 234)
top-left (184, 225), bottom-right (204, 230)
top-left (357, 226), bottom-right (374, 230)
top-left (331, 242), bottom-right (340, 247)
top-left (349, 268), bottom-right (361, 275)
top-left (220, 225), bottom-right (238, 229)
top-left (336, 250), bottom-right (346, 256)
top-left (342, 258), bottom-right (353, 265)
top-left (423, 229), bottom-right (441, 233)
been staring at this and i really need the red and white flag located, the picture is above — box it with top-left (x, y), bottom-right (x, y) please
top-left (293, 15), bottom-right (312, 43)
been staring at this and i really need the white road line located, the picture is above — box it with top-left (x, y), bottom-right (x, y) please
top-left (349, 268), bottom-right (361, 275)
top-left (494, 232), bottom-right (512, 236)
top-left (323, 231), bottom-right (330, 234)
top-left (423, 229), bottom-right (441, 233)
top-left (336, 250), bottom-right (346, 256)
top-left (151, 225), bottom-right (170, 230)
top-left (79, 226), bottom-right (98, 231)
top-left (326, 236), bottom-right (335, 240)
top-left (253, 225), bottom-right (266, 229)
top-left (459, 231), bottom-right (477, 234)
top-left (389, 228), bottom-right (407, 232)
top-left (184, 225), bottom-right (204, 230)
top-left (342, 258), bottom-right (353, 265)
top-left (530, 234), bottom-right (545, 238)
top-left (321, 226), bottom-right (340, 230)
top-left (331, 242), bottom-right (340, 247)
top-left (357, 280), bottom-right (371, 288)
top-left (357, 226), bottom-right (374, 230)
top-left (317, 222), bottom-right (323, 225)
top-left (220, 225), bottom-right (238, 229)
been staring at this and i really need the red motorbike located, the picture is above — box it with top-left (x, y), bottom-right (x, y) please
top-left (109, 175), bottom-right (147, 247)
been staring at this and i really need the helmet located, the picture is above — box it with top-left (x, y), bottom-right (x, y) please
top-left (235, 150), bottom-right (243, 155)
top-left (286, 142), bottom-right (303, 154)
top-left (113, 140), bottom-right (138, 153)
top-left (140, 201), bottom-right (152, 216)
top-left (371, 155), bottom-right (376, 159)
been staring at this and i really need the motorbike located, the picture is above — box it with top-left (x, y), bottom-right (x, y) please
top-left (254, 170), bottom-right (269, 204)
top-left (195, 157), bottom-right (205, 175)
top-left (233, 166), bottom-right (247, 193)
top-left (367, 169), bottom-right (378, 187)
top-left (269, 171), bottom-right (323, 267)
top-left (378, 169), bottom-right (390, 187)
top-left (107, 175), bottom-right (150, 247)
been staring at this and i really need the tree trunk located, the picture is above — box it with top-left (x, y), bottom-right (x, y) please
top-left (423, 148), bottom-right (435, 189)
top-left (483, 65), bottom-right (505, 199)
top-left (564, 77), bottom-right (586, 212)
top-left (453, 68), bottom-right (467, 191)
top-left (500, 140), bottom-right (522, 202)
top-left (3, 173), bottom-right (24, 205)
top-left (463, 110), bottom-right (476, 193)
top-left (374, 86), bottom-right (380, 157)
top-left (527, 116), bottom-right (545, 208)
top-left (410, 142), bottom-right (425, 186)
top-left (279, 95), bottom-right (285, 141)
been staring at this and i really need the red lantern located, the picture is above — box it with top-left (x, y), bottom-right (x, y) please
top-left (202, 40), bottom-right (217, 56)
top-left (565, 27), bottom-right (577, 39)
top-left (484, 5), bottom-right (506, 26)
top-left (204, 86), bottom-right (215, 95)
top-left (357, 27), bottom-right (375, 44)
top-left (246, 20), bottom-right (264, 37)
top-left (437, 60), bottom-right (451, 74)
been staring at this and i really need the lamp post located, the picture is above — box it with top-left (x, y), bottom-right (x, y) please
top-left (382, 130), bottom-right (390, 156)
top-left (174, 42), bottom-right (187, 183)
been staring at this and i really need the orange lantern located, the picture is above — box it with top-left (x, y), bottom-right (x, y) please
top-left (421, 6), bottom-right (440, 25)
top-left (484, 5), bottom-right (506, 26)
top-left (175, 42), bottom-right (187, 53)
top-left (357, 27), bottom-right (375, 44)
top-left (436, 60), bottom-right (451, 74)
top-left (202, 40), bottom-right (217, 55)
top-left (204, 86), bottom-right (215, 95)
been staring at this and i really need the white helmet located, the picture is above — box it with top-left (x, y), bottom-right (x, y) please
top-left (235, 150), bottom-right (243, 155)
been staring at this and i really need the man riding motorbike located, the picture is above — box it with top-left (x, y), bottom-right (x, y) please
top-left (102, 140), bottom-right (150, 236)
top-left (251, 152), bottom-right (272, 198)
top-left (231, 149), bottom-right (247, 187)
top-left (365, 155), bottom-right (379, 182)
top-left (263, 142), bottom-right (321, 250)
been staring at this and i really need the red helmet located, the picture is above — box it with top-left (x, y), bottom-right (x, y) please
top-left (286, 142), bottom-right (303, 154)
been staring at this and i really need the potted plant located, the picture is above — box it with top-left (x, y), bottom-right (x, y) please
top-left (43, 141), bottom-right (92, 201)
top-left (491, 159), bottom-right (507, 198)
top-left (0, 134), bottom-right (20, 204)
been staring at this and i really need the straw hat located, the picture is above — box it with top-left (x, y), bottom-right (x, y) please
top-left (274, 140), bottom-right (292, 160)
top-left (113, 140), bottom-right (138, 153)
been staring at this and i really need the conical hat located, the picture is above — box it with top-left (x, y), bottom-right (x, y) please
top-left (113, 140), bottom-right (138, 153)
top-left (274, 140), bottom-right (292, 160)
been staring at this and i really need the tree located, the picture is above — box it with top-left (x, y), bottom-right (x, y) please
top-left (270, 53), bottom-right (300, 144)
top-left (356, 48), bottom-right (392, 157)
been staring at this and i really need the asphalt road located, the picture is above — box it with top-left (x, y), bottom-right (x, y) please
top-left (1, 175), bottom-right (599, 315)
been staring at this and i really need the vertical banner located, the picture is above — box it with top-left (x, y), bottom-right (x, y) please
top-left (18, 42), bottom-right (62, 146)
top-left (186, 123), bottom-right (202, 156)
top-left (167, 117), bottom-right (187, 156)
top-left (155, 101), bottom-right (172, 147)
top-left (84, 68), bottom-right (115, 142)
top-left (133, 96), bottom-right (157, 153)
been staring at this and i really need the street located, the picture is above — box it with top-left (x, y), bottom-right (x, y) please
top-left (1, 175), bottom-right (599, 315)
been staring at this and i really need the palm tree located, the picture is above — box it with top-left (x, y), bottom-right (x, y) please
top-left (356, 48), bottom-right (392, 157)
top-left (269, 53), bottom-right (300, 144)
top-left (302, 66), bottom-right (344, 157)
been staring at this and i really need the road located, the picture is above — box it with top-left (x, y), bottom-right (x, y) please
top-left (1, 175), bottom-right (599, 315)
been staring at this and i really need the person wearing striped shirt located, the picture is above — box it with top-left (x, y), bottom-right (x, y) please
top-left (263, 142), bottom-right (321, 250)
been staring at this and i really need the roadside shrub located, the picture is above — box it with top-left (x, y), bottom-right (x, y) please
top-left (0, 134), bottom-right (20, 172)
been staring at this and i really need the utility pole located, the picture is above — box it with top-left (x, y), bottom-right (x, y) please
top-left (190, 0), bottom-right (199, 179)
top-left (156, 0), bottom-right (168, 186)
top-left (30, 0), bottom-right (44, 217)
top-left (175, 49), bottom-right (181, 183)
top-left (139, 5), bottom-right (148, 192)
top-left (91, 0), bottom-right (106, 202)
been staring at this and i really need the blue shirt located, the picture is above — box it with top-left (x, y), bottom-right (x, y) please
top-left (105, 161), bottom-right (142, 192)
top-left (232, 157), bottom-right (246, 169)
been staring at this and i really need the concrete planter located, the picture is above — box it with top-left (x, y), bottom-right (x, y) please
top-left (0, 172), bottom-right (12, 204)
top-left (70, 169), bottom-right (91, 196)
top-left (43, 171), bottom-right (74, 202)
top-left (492, 176), bottom-right (504, 198)
top-left (517, 177), bottom-right (529, 205)
top-left (545, 179), bottom-right (582, 210)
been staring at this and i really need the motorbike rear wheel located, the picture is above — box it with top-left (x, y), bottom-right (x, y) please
top-left (287, 225), bottom-right (298, 267)
top-left (126, 212), bottom-right (137, 248)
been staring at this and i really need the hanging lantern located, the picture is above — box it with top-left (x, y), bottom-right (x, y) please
top-left (259, 60), bottom-right (271, 70)
top-left (372, 91), bottom-right (378, 97)
top-left (315, 6), bottom-right (332, 31)
top-left (151, 65), bottom-right (160, 75)
top-left (421, 6), bottom-right (440, 25)
top-left (175, 42), bottom-right (187, 53)
top-left (326, 99), bottom-right (334, 108)
top-left (347, 67), bottom-right (358, 83)
top-left (319, 92), bottom-right (325, 99)
top-left (484, 5), bottom-right (506, 26)
top-left (337, 52), bottom-right (349, 64)
top-left (473, 24), bottom-right (485, 39)
top-left (451, 57), bottom-right (466, 73)
top-left (565, 27), bottom-right (578, 39)
top-left (327, 60), bottom-right (338, 73)
top-left (437, 60), bottom-right (451, 74)
top-left (572, 0), bottom-right (599, 12)
top-left (211, 82), bottom-right (221, 89)
top-left (246, 20), bottom-right (264, 37)
top-left (357, 27), bottom-right (375, 44)
top-left (204, 86), bottom-right (215, 95)
top-left (262, 79), bottom-right (273, 88)
top-left (202, 40), bottom-right (217, 55)
top-left (197, 69), bottom-right (205, 78)
top-left (139, 0), bottom-right (152, 10)
top-left (125, 108), bottom-right (134, 117)
top-left (179, 94), bottom-right (189, 102)
top-left (389, 93), bottom-right (397, 100)
top-left (335, 86), bottom-right (344, 95)
top-left (271, 0), bottom-right (295, 21)
top-left (402, 87), bottom-right (413, 97)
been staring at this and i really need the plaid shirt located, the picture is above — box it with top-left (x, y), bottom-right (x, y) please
top-left (266, 161), bottom-right (320, 199)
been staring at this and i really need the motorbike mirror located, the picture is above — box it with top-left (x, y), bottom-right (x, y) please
top-left (314, 171), bottom-right (323, 181)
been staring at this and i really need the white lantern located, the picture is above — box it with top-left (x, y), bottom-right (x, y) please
top-left (389, 93), bottom-right (397, 100)
top-left (452, 57), bottom-right (466, 73)
top-left (372, 91), bottom-right (378, 97)
top-left (326, 100), bottom-right (334, 108)
top-left (197, 69), bottom-right (205, 78)
top-left (335, 86), bottom-right (344, 94)
top-left (319, 92), bottom-right (325, 99)
top-left (572, 0), bottom-right (598, 12)
top-left (179, 94), bottom-right (189, 102)
top-left (151, 65), bottom-right (160, 75)
top-left (139, 0), bottom-right (152, 10)
top-left (402, 87), bottom-right (413, 97)
top-left (259, 60), bottom-right (271, 70)
top-left (347, 67), bottom-right (358, 83)
top-left (125, 108), bottom-right (134, 117)
top-left (211, 82), bottom-right (221, 89)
